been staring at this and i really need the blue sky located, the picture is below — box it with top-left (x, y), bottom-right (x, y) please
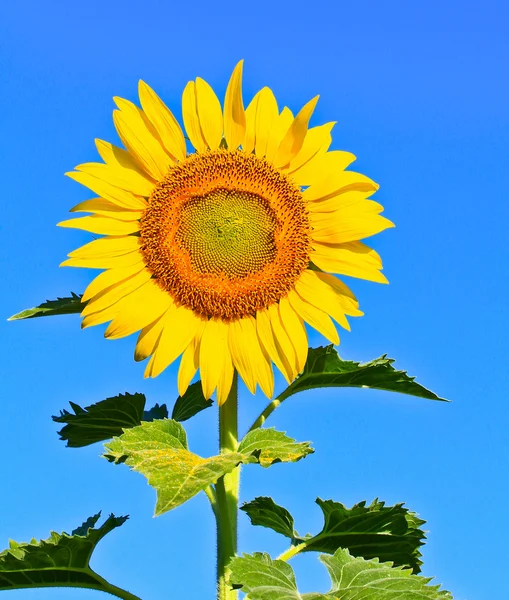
top-left (1, 0), bottom-right (507, 598)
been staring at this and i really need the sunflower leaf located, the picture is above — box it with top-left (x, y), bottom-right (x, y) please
top-left (229, 549), bottom-right (452, 600)
top-left (241, 497), bottom-right (297, 539)
top-left (104, 419), bottom-right (248, 516)
top-left (53, 392), bottom-right (169, 448)
top-left (238, 428), bottom-right (314, 467)
top-left (242, 497), bottom-right (425, 573)
top-left (8, 293), bottom-right (84, 321)
top-left (277, 346), bottom-right (447, 402)
top-left (0, 513), bottom-right (138, 598)
top-left (171, 381), bottom-right (213, 422)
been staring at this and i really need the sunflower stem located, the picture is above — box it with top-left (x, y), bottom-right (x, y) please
top-left (216, 372), bottom-right (240, 600)
top-left (246, 396), bottom-right (283, 433)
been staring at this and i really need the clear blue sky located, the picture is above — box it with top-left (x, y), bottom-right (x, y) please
top-left (1, 1), bottom-right (507, 598)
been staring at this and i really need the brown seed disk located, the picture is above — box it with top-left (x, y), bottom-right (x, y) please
top-left (139, 149), bottom-right (311, 320)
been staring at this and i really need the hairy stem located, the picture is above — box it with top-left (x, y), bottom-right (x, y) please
top-left (216, 373), bottom-right (240, 600)
top-left (276, 541), bottom-right (308, 562)
top-left (247, 396), bottom-right (282, 433)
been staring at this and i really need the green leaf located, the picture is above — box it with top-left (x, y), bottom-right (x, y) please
top-left (242, 497), bottom-right (425, 573)
top-left (0, 513), bottom-right (139, 599)
top-left (278, 346), bottom-right (447, 403)
top-left (238, 428), bottom-right (314, 467)
top-left (241, 497), bottom-right (296, 539)
top-left (171, 381), bottom-right (213, 422)
top-left (8, 293), bottom-right (84, 321)
top-left (53, 393), bottom-right (168, 448)
top-left (104, 420), bottom-right (248, 516)
top-left (229, 549), bottom-right (452, 600)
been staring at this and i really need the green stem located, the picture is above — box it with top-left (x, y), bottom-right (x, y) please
top-left (216, 373), bottom-right (240, 600)
top-left (247, 396), bottom-right (282, 433)
top-left (89, 571), bottom-right (142, 600)
top-left (276, 541), bottom-right (307, 562)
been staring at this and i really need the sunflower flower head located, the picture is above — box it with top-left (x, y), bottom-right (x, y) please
top-left (59, 61), bottom-right (394, 404)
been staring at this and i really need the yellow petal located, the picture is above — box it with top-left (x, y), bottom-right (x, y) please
top-left (182, 81), bottom-right (208, 153)
top-left (81, 304), bottom-right (120, 329)
top-left (311, 240), bottom-right (388, 283)
top-left (314, 271), bottom-right (363, 317)
top-left (82, 268), bottom-right (152, 317)
top-left (243, 89), bottom-right (260, 154)
top-left (274, 96), bottom-right (319, 169)
top-left (195, 77), bottom-right (223, 150)
top-left (291, 149), bottom-right (356, 188)
top-left (147, 307), bottom-right (204, 378)
top-left (278, 297), bottom-right (308, 374)
top-left (287, 289), bottom-right (339, 345)
top-left (61, 250), bottom-right (144, 269)
top-left (295, 270), bottom-right (353, 330)
top-left (228, 317), bottom-right (273, 397)
top-left (223, 60), bottom-right (246, 150)
top-left (66, 171), bottom-right (147, 210)
top-left (95, 139), bottom-right (156, 192)
top-left (255, 308), bottom-right (292, 384)
top-left (177, 333), bottom-right (201, 397)
top-left (267, 303), bottom-right (298, 381)
top-left (306, 189), bottom-right (375, 213)
top-left (285, 122), bottom-right (335, 177)
top-left (254, 87), bottom-right (279, 158)
top-left (216, 345), bottom-right (234, 406)
top-left (303, 170), bottom-right (379, 203)
top-left (135, 311), bottom-right (169, 362)
top-left (138, 81), bottom-right (187, 162)
top-left (199, 319), bottom-right (229, 399)
top-left (82, 263), bottom-right (146, 303)
top-left (58, 215), bottom-right (139, 236)
top-left (265, 107), bottom-right (294, 163)
top-left (67, 235), bottom-right (141, 259)
top-left (70, 198), bottom-right (144, 222)
top-left (311, 212), bottom-right (394, 245)
top-left (104, 279), bottom-right (175, 340)
top-left (113, 98), bottom-right (173, 180)
top-left (75, 161), bottom-right (152, 198)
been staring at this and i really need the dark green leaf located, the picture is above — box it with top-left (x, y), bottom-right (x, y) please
top-left (229, 549), bottom-right (452, 600)
top-left (241, 497), bottom-right (425, 573)
top-left (238, 428), bottom-right (314, 467)
top-left (171, 381), bottom-right (213, 422)
top-left (53, 392), bottom-right (168, 447)
top-left (241, 497), bottom-right (296, 539)
top-left (104, 420), bottom-right (247, 516)
top-left (0, 513), bottom-right (139, 599)
top-left (8, 293), bottom-right (84, 321)
top-left (278, 346), bottom-right (447, 403)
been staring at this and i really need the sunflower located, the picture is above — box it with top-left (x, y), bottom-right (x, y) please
top-left (59, 61), bottom-right (393, 403)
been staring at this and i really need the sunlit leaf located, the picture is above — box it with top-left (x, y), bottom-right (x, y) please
top-left (242, 497), bottom-right (425, 572)
top-left (53, 393), bottom-right (168, 447)
top-left (8, 293), bottom-right (84, 320)
top-left (0, 513), bottom-right (139, 599)
top-left (238, 428), bottom-right (314, 467)
top-left (229, 549), bottom-right (452, 599)
top-left (171, 381), bottom-right (213, 422)
top-left (278, 346), bottom-right (447, 402)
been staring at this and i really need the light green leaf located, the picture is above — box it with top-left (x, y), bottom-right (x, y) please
top-left (238, 428), bottom-right (314, 467)
top-left (0, 513), bottom-right (139, 599)
top-left (241, 497), bottom-right (296, 539)
top-left (104, 420), bottom-right (247, 516)
top-left (8, 293), bottom-right (84, 320)
top-left (53, 393), bottom-right (168, 448)
top-left (243, 497), bottom-right (425, 573)
top-left (278, 346), bottom-right (447, 403)
top-left (171, 381), bottom-right (213, 422)
top-left (229, 549), bottom-right (452, 600)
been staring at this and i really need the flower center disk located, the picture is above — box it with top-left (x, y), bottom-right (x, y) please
top-left (140, 149), bottom-right (311, 320)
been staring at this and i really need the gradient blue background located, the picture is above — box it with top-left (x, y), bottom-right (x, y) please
top-left (1, 1), bottom-right (507, 598)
